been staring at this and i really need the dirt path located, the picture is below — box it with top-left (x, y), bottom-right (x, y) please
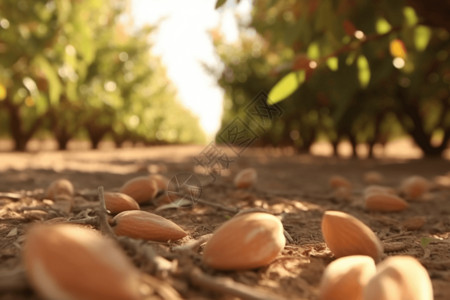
top-left (0, 146), bottom-right (449, 299)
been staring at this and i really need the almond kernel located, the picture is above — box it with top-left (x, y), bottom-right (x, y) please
top-left (112, 210), bottom-right (187, 242)
top-left (203, 212), bottom-right (285, 270)
top-left (119, 177), bottom-right (158, 204)
top-left (321, 211), bottom-right (383, 261)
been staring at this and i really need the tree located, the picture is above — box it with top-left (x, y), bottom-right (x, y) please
top-left (213, 0), bottom-right (449, 157)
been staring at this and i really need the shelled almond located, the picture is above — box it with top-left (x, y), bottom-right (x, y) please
top-left (234, 168), bottom-right (257, 189)
top-left (363, 256), bottom-right (433, 300)
top-left (319, 255), bottom-right (376, 300)
top-left (22, 224), bottom-right (143, 300)
top-left (329, 175), bottom-right (352, 190)
top-left (363, 171), bottom-right (383, 184)
top-left (104, 192), bottom-right (140, 214)
top-left (401, 216), bottom-right (426, 231)
top-left (364, 193), bottom-right (408, 212)
top-left (45, 179), bottom-right (75, 213)
top-left (119, 177), bottom-right (158, 204)
top-left (321, 211), bottom-right (383, 261)
top-left (111, 210), bottom-right (187, 242)
top-left (148, 174), bottom-right (169, 192)
top-left (202, 212), bottom-right (285, 270)
top-left (400, 175), bottom-right (430, 200)
top-left (363, 185), bottom-right (396, 197)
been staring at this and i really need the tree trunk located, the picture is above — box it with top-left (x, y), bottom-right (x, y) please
top-left (396, 87), bottom-right (450, 157)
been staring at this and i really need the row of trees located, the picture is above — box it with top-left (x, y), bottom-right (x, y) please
top-left (213, 0), bottom-right (450, 157)
top-left (0, 0), bottom-right (205, 151)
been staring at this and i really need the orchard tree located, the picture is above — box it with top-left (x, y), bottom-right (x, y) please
top-left (214, 0), bottom-right (450, 157)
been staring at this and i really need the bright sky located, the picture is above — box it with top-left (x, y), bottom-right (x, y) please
top-left (131, 0), bottom-right (251, 139)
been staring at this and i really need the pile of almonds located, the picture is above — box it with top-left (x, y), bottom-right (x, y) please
top-left (19, 168), bottom-right (437, 299)
top-left (320, 210), bottom-right (433, 300)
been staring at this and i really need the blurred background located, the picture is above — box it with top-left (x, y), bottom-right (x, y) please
top-left (0, 0), bottom-right (449, 158)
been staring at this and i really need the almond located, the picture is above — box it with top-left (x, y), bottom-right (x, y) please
top-left (46, 179), bottom-right (74, 199)
top-left (363, 256), bottom-right (433, 300)
top-left (112, 210), bottom-right (187, 242)
top-left (321, 211), bottom-right (383, 261)
top-left (202, 212), bottom-right (285, 270)
top-left (45, 179), bottom-right (74, 213)
top-left (104, 192), bottom-right (140, 214)
top-left (363, 171), bottom-right (383, 184)
top-left (234, 168), bottom-right (257, 189)
top-left (119, 177), bottom-right (158, 204)
top-left (363, 185), bottom-right (397, 196)
top-left (148, 174), bottom-right (169, 192)
top-left (319, 255), bottom-right (376, 300)
top-left (329, 175), bottom-right (352, 190)
top-left (364, 193), bottom-right (408, 212)
top-left (22, 224), bottom-right (143, 300)
top-left (401, 216), bottom-right (426, 231)
top-left (400, 176), bottom-right (430, 200)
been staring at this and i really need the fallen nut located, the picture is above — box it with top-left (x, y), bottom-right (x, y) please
top-left (401, 216), bottom-right (426, 231)
top-left (234, 168), bottom-right (257, 189)
top-left (319, 255), bottom-right (376, 300)
top-left (111, 210), bottom-right (187, 242)
top-left (363, 171), bottom-right (383, 184)
top-left (148, 174), bottom-right (169, 192)
top-left (400, 176), bottom-right (430, 201)
top-left (363, 185), bottom-right (397, 197)
top-left (329, 175), bottom-right (352, 190)
top-left (104, 192), bottom-right (140, 214)
top-left (364, 193), bottom-right (408, 212)
top-left (203, 212), bottom-right (285, 270)
top-left (45, 179), bottom-right (74, 213)
top-left (22, 224), bottom-right (143, 300)
top-left (119, 177), bottom-right (158, 204)
top-left (321, 211), bottom-right (383, 261)
top-left (46, 179), bottom-right (74, 199)
top-left (363, 256), bottom-right (433, 300)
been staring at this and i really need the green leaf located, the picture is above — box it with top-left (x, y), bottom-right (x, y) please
top-left (357, 55), bottom-right (370, 88)
top-left (268, 70), bottom-right (305, 105)
top-left (33, 55), bottom-right (62, 105)
top-left (414, 26), bottom-right (431, 51)
top-left (403, 6), bottom-right (418, 26)
top-left (215, 0), bottom-right (227, 9)
top-left (326, 57), bottom-right (339, 71)
top-left (307, 42), bottom-right (320, 60)
top-left (376, 18), bottom-right (392, 34)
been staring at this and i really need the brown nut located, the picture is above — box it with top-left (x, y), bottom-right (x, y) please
top-left (363, 171), bottom-right (384, 184)
top-left (112, 210), bottom-right (187, 242)
top-left (119, 177), bottom-right (158, 204)
top-left (203, 212), bottom-right (285, 270)
top-left (364, 193), bottom-right (408, 212)
top-left (104, 192), bottom-right (140, 214)
top-left (400, 176), bottom-right (430, 200)
top-left (234, 168), bottom-right (257, 189)
top-left (46, 179), bottom-right (74, 200)
top-left (148, 174), bottom-right (169, 192)
top-left (321, 211), bottom-right (383, 261)
top-left (23, 224), bottom-right (142, 300)
top-left (319, 255), bottom-right (376, 300)
top-left (363, 256), bottom-right (433, 300)
top-left (329, 175), bottom-right (352, 190)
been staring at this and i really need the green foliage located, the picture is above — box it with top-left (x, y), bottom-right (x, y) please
top-left (0, 0), bottom-right (205, 150)
top-left (213, 0), bottom-right (450, 157)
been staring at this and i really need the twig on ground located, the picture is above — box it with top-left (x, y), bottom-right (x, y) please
top-left (172, 234), bottom-right (212, 253)
top-left (188, 268), bottom-right (285, 300)
top-left (96, 186), bottom-right (115, 238)
top-left (0, 192), bottom-right (22, 201)
top-left (195, 198), bottom-right (239, 214)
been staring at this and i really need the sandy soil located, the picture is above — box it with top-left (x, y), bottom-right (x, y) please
top-left (0, 145), bottom-right (449, 299)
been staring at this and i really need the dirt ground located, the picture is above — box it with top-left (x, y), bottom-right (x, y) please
top-left (0, 144), bottom-right (449, 299)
